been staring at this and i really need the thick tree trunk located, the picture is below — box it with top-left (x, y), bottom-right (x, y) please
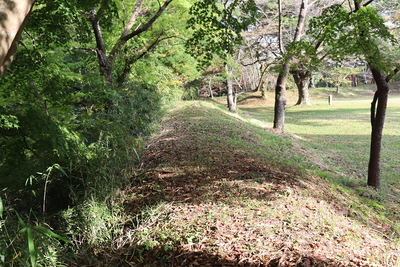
top-left (367, 67), bottom-right (389, 188)
top-left (0, 0), bottom-right (36, 76)
top-left (273, 63), bottom-right (289, 132)
top-left (273, 0), bottom-right (308, 132)
top-left (291, 69), bottom-right (311, 105)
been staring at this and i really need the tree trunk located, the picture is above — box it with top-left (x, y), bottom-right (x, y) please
top-left (261, 86), bottom-right (267, 100)
top-left (309, 76), bottom-right (315, 88)
top-left (273, 0), bottom-right (308, 132)
top-left (367, 67), bottom-right (389, 188)
top-left (88, 0), bottom-right (173, 86)
top-left (89, 10), bottom-right (112, 85)
top-left (351, 74), bottom-right (358, 87)
top-left (0, 0), bottom-right (36, 76)
top-left (226, 65), bottom-right (236, 112)
top-left (273, 63), bottom-right (289, 132)
top-left (291, 69), bottom-right (311, 105)
top-left (207, 76), bottom-right (214, 98)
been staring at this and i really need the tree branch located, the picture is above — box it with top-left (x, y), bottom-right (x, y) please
top-left (108, 0), bottom-right (173, 67)
top-left (121, 0), bottom-right (145, 37)
top-left (117, 33), bottom-right (178, 84)
top-left (122, 0), bottom-right (173, 42)
top-left (278, 0), bottom-right (285, 54)
top-left (385, 67), bottom-right (399, 83)
top-left (70, 46), bottom-right (97, 53)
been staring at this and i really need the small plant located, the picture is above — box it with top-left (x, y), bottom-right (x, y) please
top-left (1, 205), bottom-right (70, 267)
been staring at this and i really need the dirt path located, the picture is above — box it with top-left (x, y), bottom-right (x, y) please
top-left (115, 102), bottom-right (399, 267)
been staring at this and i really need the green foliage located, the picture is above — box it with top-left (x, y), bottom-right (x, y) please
top-left (130, 51), bottom-right (199, 103)
top-left (182, 79), bottom-right (201, 100)
top-left (186, 0), bottom-right (258, 66)
top-left (0, 209), bottom-right (69, 266)
top-left (308, 4), bottom-right (397, 70)
top-left (322, 66), bottom-right (365, 89)
top-left (0, 38), bottom-right (164, 211)
top-left (0, 0), bottom-right (203, 265)
top-left (284, 40), bottom-right (319, 71)
top-left (0, 48), bottom-right (85, 202)
top-left (60, 200), bottom-right (125, 247)
top-left (0, 114), bottom-right (19, 129)
top-left (29, 0), bottom-right (90, 48)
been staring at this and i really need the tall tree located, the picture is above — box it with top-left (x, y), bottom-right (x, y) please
top-left (226, 63), bottom-right (237, 112)
top-left (289, 1), bottom-right (341, 106)
top-left (273, 0), bottom-right (308, 132)
top-left (356, 0), bottom-right (400, 188)
top-left (308, 1), bottom-right (399, 187)
top-left (84, 0), bottom-right (174, 86)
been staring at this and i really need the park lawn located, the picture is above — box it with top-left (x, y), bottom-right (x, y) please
top-left (238, 88), bottom-right (400, 218)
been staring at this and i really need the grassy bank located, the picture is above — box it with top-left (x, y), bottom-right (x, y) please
top-left (75, 95), bottom-right (400, 266)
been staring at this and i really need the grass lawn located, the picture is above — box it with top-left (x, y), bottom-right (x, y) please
top-left (238, 85), bottom-right (400, 196)
top-left (285, 96), bottom-right (400, 189)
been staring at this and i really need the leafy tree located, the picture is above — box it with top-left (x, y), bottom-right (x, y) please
top-left (308, 1), bottom-right (400, 187)
top-left (77, 0), bottom-right (175, 86)
top-left (186, 0), bottom-right (257, 112)
top-left (323, 66), bottom-right (365, 93)
top-left (0, 0), bottom-right (195, 212)
top-left (186, 0), bottom-right (257, 66)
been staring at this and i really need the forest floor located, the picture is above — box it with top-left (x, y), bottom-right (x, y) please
top-left (99, 94), bottom-right (400, 266)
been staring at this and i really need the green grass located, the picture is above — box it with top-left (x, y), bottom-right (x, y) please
top-left (285, 95), bottom-right (400, 192)
top-left (233, 85), bottom-right (400, 234)
top-left (236, 86), bottom-right (400, 182)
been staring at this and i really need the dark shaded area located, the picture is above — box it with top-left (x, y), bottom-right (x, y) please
top-left (76, 245), bottom-right (342, 266)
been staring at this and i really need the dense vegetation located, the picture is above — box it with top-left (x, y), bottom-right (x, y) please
top-left (0, 0), bottom-right (399, 266)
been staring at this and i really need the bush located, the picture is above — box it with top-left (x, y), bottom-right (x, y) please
top-left (0, 56), bottom-right (164, 265)
top-left (182, 79), bottom-right (201, 100)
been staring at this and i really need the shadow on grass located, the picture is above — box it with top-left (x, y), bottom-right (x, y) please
top-left (124, 103), bottom-right (306, 210)
top-left (89, 245), bottom-right (338, 267)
